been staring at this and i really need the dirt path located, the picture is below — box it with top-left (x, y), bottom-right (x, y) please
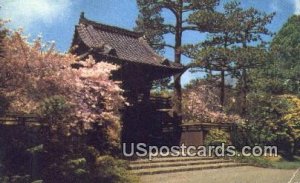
top-left (140, 166), bottom-right (299, 183)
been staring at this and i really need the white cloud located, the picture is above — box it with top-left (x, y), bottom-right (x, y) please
top-left (0, 0), bottom-right (72, 29)
top-left (295, 0), bottom-right (300, 14)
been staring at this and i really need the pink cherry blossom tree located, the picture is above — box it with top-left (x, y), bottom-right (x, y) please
top-left (0, 28), bottom-right (125, 147)
top-left (183, 80), bottom-right (240, 124)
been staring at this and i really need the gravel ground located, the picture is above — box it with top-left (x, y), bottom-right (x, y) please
top-left (140, 166), bottom-right (300, 183)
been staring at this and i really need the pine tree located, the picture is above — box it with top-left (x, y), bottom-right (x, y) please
top-left (0, 20), bottom-right (7, 58)
top-left (254, 15), bottom-right (300, 94)
top-left (135, 0), bottom-right (221, 118)
top-left (271, 15), bottom-right (300, 94)
top-left (233, 5), bottom-right (274, 115)
top-left (185, 2), bottom-right (274, 114)
top-left (188, 2), bottom-right (241, 107)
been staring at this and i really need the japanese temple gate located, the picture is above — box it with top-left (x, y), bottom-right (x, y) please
top-left (70, 13), bottom-right (235, 148)
top-left (70, 13), bottom-right (185, 147)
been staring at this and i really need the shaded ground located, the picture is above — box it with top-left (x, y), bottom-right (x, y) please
top-left (140, 166), bottom-right (300, 183)
top-left (271, 156), bottom-right (300, 169)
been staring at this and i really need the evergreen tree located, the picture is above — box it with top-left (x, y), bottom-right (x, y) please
top-left (251, 15), bottom-right (300, 95)
top-left (134, 0), bottom-right (166, 54)
top-left (187, 2), bottom-right (241, 107)
top-left (185, 2), bottom-right (274, 113)
top-left (135, 0), bottom-right (221, 117)
top-left (232, 5), bottom-right (274, 115)
top-left (269, 15), bottom-right (300, 94)
top-left (0, 20), bottom-right (6, 58)
top-left (272, 15), bottom-right (300, 48)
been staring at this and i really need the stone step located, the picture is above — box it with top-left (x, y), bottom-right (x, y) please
top-left (131, 162), bottom-right (247, 175)
top-left (130, 156), bottom-right (217, 165)
top-left (129, 159), bottom-right (233, 170)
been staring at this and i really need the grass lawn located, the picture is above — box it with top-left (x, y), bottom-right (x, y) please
top-left (270, 156), bottom-right (300, 169)
top-left (232, 154), bottom-right (300, 169)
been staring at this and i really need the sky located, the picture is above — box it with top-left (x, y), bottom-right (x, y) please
top-left (0, 0), bottom-right (299, 85)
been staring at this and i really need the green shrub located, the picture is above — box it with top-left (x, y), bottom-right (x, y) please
top-left (53, 155), bottom-right (139, 183)
top-left (37, 95), bottom-right (72, 135)
top-left (204, 129), bottom-right (230, 146)
top-left (0, 175), bottom-right (31, 183)
top-left (38, 95), bottom-right (71, 122)
top-left (40, 145), bottom-right (139, 183)
top-left (236, 155), bottom-right (300, 169)
top-left (93, 156), bottom-right (139, 183)
top-left (271, 156), bottom-right (300, 169)
top-left (233, 155), bottom-right (273, 168)
top-left (57, 158), bottom-right (89, 183)
top-left (239, 93), bottom-right (300, 157)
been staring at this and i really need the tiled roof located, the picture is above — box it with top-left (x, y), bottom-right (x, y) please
top-left (72, 14), bottom-right (183, 70)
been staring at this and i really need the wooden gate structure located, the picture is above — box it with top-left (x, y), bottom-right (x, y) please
top-left (70, 13), bottom-right (185, 147)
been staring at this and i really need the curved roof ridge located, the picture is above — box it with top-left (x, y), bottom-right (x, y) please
top-left (71, 12), bottom-right (185, 71)
top-left (79, 13), bottom-right (144, 38)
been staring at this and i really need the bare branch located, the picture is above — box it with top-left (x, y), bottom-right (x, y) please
top-left (182, 26), bottom-right (200, 32)
top-left (157, 1), bottom-right (178, 18)
top-left (152, 43), bottom-right (175, 50)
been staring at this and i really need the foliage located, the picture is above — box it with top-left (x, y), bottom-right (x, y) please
top-left (0, 125), bottom-right (138, 183)
top-left (43, 148), bottom-right (138, 183)
top-left (135, 0), bottom-right (222, 115)
top-left (204, 129), bottom-right (230, 146)
top-left (56, 155), bottom-right (138, 183)
top-left (135, 0), bottom-right (220, 54)
top-left (38, 95), bottom-right (71, 133)
top-left (233, 155), bottom-right (272, 168)
top-left (281, 95), bottom-right (300, 154)
top-left (0, 125), bottom-right (47, 182)
top-left (0, 30), bottom-right (125, 146)
top-left (0, 25), bottom-right (131, 183)
top-left (237, 93), bottom-right (300, 156)
top-left (240, 93), bottom-right (288, 146)
top-left (255, 15), bottom-right (300, 95)
top-left (234, 155), bottom-right (300, 169)
top-left (240, 15), bottom-right (300, 157)
top-left (272, 15), bottom-right (300, 48)
top-left (185, 1), bottom-right (274, 115)
top-left (270, 156), bottom-right (300, 169)
top-left (0, 19), bottom-right (8, 58)
top-left (0, 175), bottom-right (32, 183)
top-left (93, 156), bottom-right (139, 183)
top-left (134, 0), bottom-right (166, 54)
top-left (151, 77), bottom-right (172, 92)
top-left (183, 80), bottom-right (240, 123)
top-left (151, 89), bottom-right (172, 98)
top-left (252, 47), bottom-right (300, 95)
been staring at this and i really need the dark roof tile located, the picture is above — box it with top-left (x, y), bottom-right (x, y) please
top-left (74, 16), bottom-right (184, 70)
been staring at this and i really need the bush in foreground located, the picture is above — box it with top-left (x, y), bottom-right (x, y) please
top-left (0, 22), bottom-right (132, 183)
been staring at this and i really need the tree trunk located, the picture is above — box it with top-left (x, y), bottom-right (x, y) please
top-left (241, 68), bottom-right (247, 116)
top-left (173, 0), bottom-right (183, 119)
top-left (220, 70), bottom-right (225, 108)
top-left (241, 37), bottom-right (248, 116)
top-left (174, 74), bottom-right (182, 116)
top-left (220, 35), bottom-right (228, 109)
